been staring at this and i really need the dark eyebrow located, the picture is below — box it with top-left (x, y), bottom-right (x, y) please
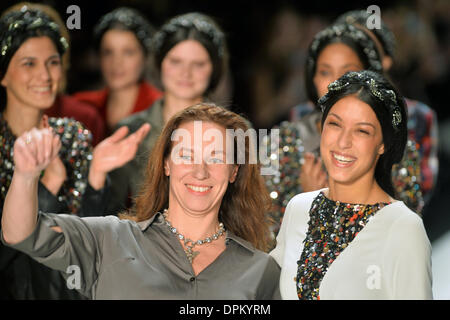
top-left (356, 122), bottom-right (376, 129)
top-left (316, 63), bottom-right (332, 68)
top-left (47, 54), bottom-right (60, 60)
top-left (19, 57), bottom-right (36, 61)
top-left (328, 113), bottom-right (376, 129)
top-left (328, 113), bottom-right (343, 121)
top-left (19, 54), bottom-right (60, 62)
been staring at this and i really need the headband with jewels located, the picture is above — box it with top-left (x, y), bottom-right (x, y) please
top-left (307, 23), bottom-right (383, 75)
top-left (0, 7), bottom-right (68, 74)
top-left (319, 70), bottom-right (403, 130)
top-left (93, 7), bottom-right (155, 54)
top-left (0, 6), bottom-right (68, 57)
top-left (152, 12), bottom-right (225, 58)
top-left (335, 10), bottom-right (396, 58)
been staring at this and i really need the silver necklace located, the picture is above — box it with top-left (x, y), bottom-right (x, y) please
top-left (162, 209), bottom-right (226, 264)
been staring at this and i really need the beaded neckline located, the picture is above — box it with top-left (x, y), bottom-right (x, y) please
top-left (295, 191), bottom-right (390, 300)
top-left (319, 191), bottom-right (392, 210)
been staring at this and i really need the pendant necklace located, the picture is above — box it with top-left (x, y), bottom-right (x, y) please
top-left (162, 209), bottom-right (226, 263)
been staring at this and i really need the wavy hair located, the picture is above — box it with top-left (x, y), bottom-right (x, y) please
top-left (120, 103), bottom-right (272, 251)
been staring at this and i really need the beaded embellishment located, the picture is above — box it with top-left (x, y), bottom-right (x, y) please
top-left (0, 115), bottom-right (92, 214)
top-left (296, 192), bottom-right (390, 300)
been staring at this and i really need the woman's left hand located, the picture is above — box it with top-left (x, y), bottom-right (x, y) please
top-left (88, 123), bottom-right (151, 190)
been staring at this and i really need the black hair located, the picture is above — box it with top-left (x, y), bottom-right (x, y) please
top-left (305, 23), bottom-right (383, 108)
top-left (319, 70), bottom-right (407, 197)
top-left (152, 12), bottom-right (228, 95)
top-left (0, 7), bottom-right (67, 111)
top-left (93, 7), bottom-right (155, 55)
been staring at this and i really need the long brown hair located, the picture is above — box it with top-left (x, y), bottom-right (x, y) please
top-left (120, 103), bottom-right (272, 251)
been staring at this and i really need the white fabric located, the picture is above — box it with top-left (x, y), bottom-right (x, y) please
top-left (270, 189), bottom-right (433, 300)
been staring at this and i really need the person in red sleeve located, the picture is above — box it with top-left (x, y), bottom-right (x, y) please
top-left (2, 2), bottom-right (106, 146)
top-left (73, 7), bottom-right (162, 143)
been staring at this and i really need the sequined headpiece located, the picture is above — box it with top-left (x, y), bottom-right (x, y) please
top-left (153, 12), bottom-right (225, 59)
top-left (335, 10), bottom-right (396, 58)
top-left (0, 6), bottom-right (68, 75)
top-left (319, 70), bottom-right (403, 129)
top-left (94, 7), bottom-right (155, 53)
top-left (308, 23), bottom-right (383, 73)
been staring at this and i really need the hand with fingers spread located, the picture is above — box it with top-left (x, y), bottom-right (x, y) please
top-left (88, 123), bottom-right (151, 190)
top-left (39, 115), bottom-right (67, 195)
top-left (299, 152), bottom-right (328, 192)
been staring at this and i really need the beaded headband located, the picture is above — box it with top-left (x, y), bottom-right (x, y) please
top-left (307, 23), bottom-right (383, 73)
top-left (0, 6), bottom-right (68, 58)
top-left (335, 10), bottom-right (396, 58)
top-left (94, 7), bottom-right (154, 53)
top-left (153, 12), bottom-right (225, 58)
top-left (319, 71), bottom-right (402, 129)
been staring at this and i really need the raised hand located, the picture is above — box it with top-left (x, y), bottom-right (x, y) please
top-left (299, 152), bottom-right (328, 192)
top-left (3, 128), bottom-right (61, 244)
top-left (13, 127), bottom-right (62, 180)
top-left (39, 115), bottom-right (67, 195)
top-left (88, 123), bottom-right (151, 189)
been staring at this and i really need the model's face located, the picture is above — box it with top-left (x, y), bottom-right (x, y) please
top-left (164, 121), bottom-right (238, 217)
top-left (1, 37), bottom-right (62, 110)
top-left (313, 42), bottom-right (364, 98)
top-left (161, 40), bottom-right (213, 101)
top-left (100, 29), bottom-right (145, 90)
top-left (320, 95), bottom-right (384, 187)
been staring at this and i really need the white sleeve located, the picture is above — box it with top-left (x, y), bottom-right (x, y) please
top-left (383, 212), bottom-right (433, 299)
top-left (269, 195), bottom-right (296, 266)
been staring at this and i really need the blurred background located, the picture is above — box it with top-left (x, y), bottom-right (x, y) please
top-left (1, 0), bottom-right (449, 298)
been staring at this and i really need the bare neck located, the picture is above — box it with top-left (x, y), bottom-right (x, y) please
top-left (326, 176), bottom-right (391, 205)
top-left (3, 102), bottom-right (43, 137)
top-left (106, 83), bottom-right (140, 127)
top-left (165, 203), bottom-right (221, 241)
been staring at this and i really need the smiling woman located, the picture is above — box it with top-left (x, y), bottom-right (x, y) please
top-left (271, 71), bottom-right (432, 300)
top-left (106, 12), bottom-right (229, 215)
top-left (1, 103), bottom-right (280, 300)
top-left (1, 37), bottom-right (62, 109)
top-left (320, 96), bottom-right (385, 192)
top-left (0, 7), bottom-right (150, 300)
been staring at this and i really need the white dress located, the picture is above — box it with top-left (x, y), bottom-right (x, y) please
top-left (270, 189), bottom-right (433, 300)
